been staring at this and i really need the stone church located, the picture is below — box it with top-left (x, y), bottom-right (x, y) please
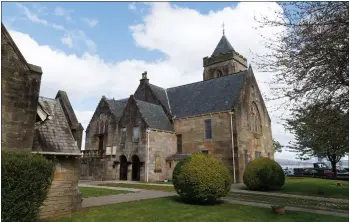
top-left (81, 33), bottom-right (274, 183)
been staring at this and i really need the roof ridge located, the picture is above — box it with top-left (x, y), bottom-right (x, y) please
top-left (166, 70), bottom-right (248, 91)
top-left (39, 96), bottom-right (58, 101)
top-left (134, 98), bottom-right (163, 108)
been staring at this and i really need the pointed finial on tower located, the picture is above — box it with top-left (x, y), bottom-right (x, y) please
top-left (222, 22), bottom-right (225, 35)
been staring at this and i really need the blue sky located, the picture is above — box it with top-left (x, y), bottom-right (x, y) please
top-left (2, 2), bottom-right (307, 159)
top-left (2, 2), bottom-right (237, 63)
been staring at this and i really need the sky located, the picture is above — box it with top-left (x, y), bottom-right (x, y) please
top-left (3, 1), bottom-right (344, 162)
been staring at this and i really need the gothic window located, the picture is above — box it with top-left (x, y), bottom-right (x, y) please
top-left (215, 69), bottom-right (223, 78)
top-left (249, 102), bottom-right (262, 134)
top-left (133, 127), bottom-right (139, 143)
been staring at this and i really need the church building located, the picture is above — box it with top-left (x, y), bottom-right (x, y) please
top-left (81, 32), bottom-right (274, 183)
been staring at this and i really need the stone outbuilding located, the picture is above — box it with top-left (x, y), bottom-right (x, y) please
top-left (1, 23), bottom-right (83, 220)
top-left (83, 32), bottom-right (274, 183)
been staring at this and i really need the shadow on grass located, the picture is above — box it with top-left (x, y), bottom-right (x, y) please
top-left (168, 196), bottom-right (226, 206)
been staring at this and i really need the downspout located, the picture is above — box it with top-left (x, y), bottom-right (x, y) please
top-left (229, 111), bottom-right (236, 184)
top-left (146, 129), bottom-right (150, 182)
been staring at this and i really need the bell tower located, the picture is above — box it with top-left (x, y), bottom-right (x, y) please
top-left (203, 28), bottom-right (248, 81)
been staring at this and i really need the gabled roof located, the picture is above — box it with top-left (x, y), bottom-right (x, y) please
top-left (55, 90), bottom-right (80, 130)
top-left (211, 34), bottom-right (235, 57)
top-left (148, 84), bottom-right (171, 114)
top-left (166, 70), bottom-right (247, 118)
top-left (135, 99), bottom-right (174, 132)
top-left (32, 97), bottom-right (80, 155)
top-left (1, 23), bottom-right (42, 74)
top-left (105, 98), bottom-right (128, 120)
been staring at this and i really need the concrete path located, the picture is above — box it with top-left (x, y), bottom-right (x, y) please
top-left (223, 198), bottom-right (349, 218)
top-left (79, 183), bottom-right (143, 192)
top-left (82, 190), bottom-right (176, 208)
top-left (80, 180), bottom-right (173, 187)
top-left (230, 183), bottom-right (348, 203)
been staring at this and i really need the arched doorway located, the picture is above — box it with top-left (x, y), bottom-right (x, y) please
top-left (132, 155), bottom-right (141, 181)
top-left (119, 155), bottom-right (128, 180)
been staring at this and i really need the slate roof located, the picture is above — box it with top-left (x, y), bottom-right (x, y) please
top-left (32, 97), bottom-right (80, 154)
top-left (211, 35), bottom-right (235, 57)
top-left (149, 84), bottom-right (171, 114)
top-left (166, 71), bottom-right (247, 118)
top-left (135, 99), bottom-right (174, 132)
top-left (106, 98), bottom-right (129, 119)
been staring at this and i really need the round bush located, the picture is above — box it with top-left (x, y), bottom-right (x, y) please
top-left (243, 157), bottom-right (285, 191)
top-left (172, 153), bottom-right (232, 203)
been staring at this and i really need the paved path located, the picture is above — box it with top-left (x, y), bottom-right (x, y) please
top-left (223, 198), bottom-right (349, 218)
top-left (230, 183), bottom-right (348, 203)
top-left (82, 190), bottom-right (176, 208)
top-left (80, 180), bottom-right (173, 187)
top-left (79, 183), bottom-right (143, 192)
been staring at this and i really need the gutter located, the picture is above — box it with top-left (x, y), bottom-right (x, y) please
top-left (229, 111), bottom-right (236, 183)
top-left (146, 129), bottom-right (150, 182)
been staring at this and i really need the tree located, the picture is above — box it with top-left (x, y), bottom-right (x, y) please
top-left (256, 2), bottom-right (349, 110)
top-left (273, 138), bottom-right (282, 153)
top-left (285, 102), bottom-right (349, 177)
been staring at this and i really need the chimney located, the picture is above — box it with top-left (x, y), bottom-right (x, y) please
top-left (140, 71), bottom-right (149, 84)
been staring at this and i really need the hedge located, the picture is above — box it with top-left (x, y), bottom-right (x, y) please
top-left (1, 151), bottom-right (55, 222)
top-left (173, 153), bottom-right (232, 203)
top-left (243, 157), bottom-right (285, 191)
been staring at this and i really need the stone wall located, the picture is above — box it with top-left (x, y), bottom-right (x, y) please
top-left (40, 157), bottom-right (81, 220)
top-left (1, 25), bottom-right (42, 151)
top-left (85, 98), bottom-right (118, 151)
top-left (173, 112), bottom-right (239, 181)
top-left (234, 71), bottom-right (274, 182)
top-left (148, 130), bottom-right (176, 181)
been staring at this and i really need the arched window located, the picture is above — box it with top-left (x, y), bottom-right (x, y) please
top-left (215, 69), bottom-right (223, 78)
top-left (249, 102), bottom-right (261, 134)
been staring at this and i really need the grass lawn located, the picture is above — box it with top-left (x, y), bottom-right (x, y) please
top-left (79, 187), bottom-right (133, 198)
top-left (274, 177), bottom-right (349, 199)
top-left (99, 183), bottom-right (175, 192)
top-left (53, 197), bottom-right (347, 222)
top-left (228, 192), bottom-right (349, 212)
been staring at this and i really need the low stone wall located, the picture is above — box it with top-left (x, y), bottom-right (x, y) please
top-left (40, 157), bottom-right (82, 220)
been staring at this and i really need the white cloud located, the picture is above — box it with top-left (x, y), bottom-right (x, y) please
top-left (10, 2), bottom-right (301, 160)
top-left (128, 3), bottom-right (137, 11)
top-left (54, 6), bottom-right (73, 22)
top-left (16, 3), bottom-right (64, 30)
top-left (61, 34), bottom-right (73, 48)
top-left (81, 18), bottom-right (99, 28)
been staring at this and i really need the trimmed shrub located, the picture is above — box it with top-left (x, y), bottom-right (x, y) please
top-left (1, 151), bottom-right (55, 222)
top-left (243, 157), bottom-right (285, 191)
top-left (172, 153), bottom-right (232, 203)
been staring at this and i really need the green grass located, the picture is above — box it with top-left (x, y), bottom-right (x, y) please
top-left (228, 192), bottom-right (349, 212)
top-left (100, 183), bottom-right (175, 192)
top-left (53, 197), bottom-right (347, 222)
top-left (274, 177), bottom-right (349, 199)
top-left (79, 187), bottom-right (132, 198)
